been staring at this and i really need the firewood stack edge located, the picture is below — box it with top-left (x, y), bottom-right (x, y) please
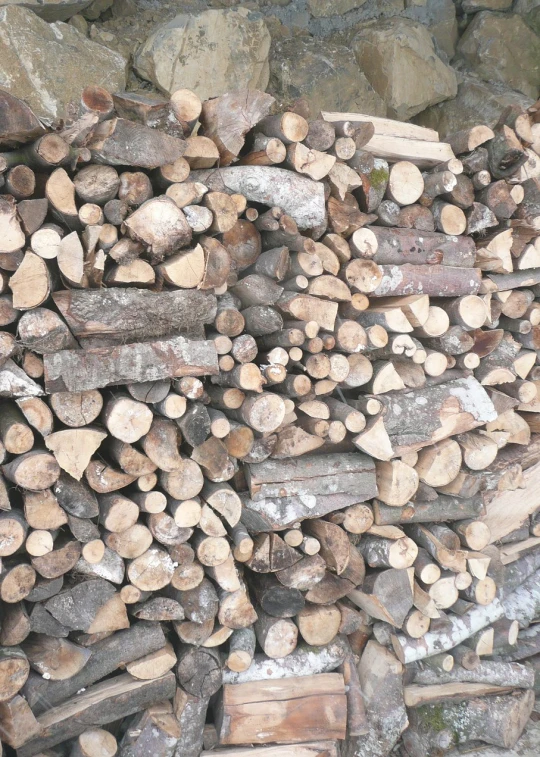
top-left (1, 84), bottom-right (540, 757)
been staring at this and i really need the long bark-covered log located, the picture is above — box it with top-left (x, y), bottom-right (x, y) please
top-left (373, 495), bottom-right (484, 526)
top-left (245, 453), bottom-right (376, 502)
top-left (18, 671), bottom-right (176, 757)
top-left (372, 265), bottom-right (482, 297)
top-left (365, 227), bottom-right (476, 267)
top-left (240, 492), bottom-right (364, 532)
top-left (222, 638), bottom-right (348, 684)
top-left (53, 289), bottom-right (217, 346)
top-left (391, 599), bottom-right (504, 663)
top-left (23, 621), bottom-right (166, 713)
top-left (410, 660), bottom-right (534, 688)
top-left (44, 337), bottom-right (218, 392)
top-left (191, 167), bottom-right (326, 230)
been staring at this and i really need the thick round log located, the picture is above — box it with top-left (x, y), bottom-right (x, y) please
top-left (176, 647), bottom-right (222, 698)
top-left (127, 548), bottom-right (175, 591)
top-left (254, 610), bottom-right (298, 659)
top-left (296, 603), bottom-right (341, 645)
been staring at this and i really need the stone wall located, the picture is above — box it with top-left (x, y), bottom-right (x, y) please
top-left (0, 0), bottom-right (539, 135)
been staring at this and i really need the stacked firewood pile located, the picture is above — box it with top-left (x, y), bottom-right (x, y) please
top-left (1, 83), bottom-right (540, 757)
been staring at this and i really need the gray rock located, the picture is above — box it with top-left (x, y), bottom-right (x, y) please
top-left (0, 0), bottom-right (93, 21)
top-left (82, 0), bottom-right (113, 19)
top-left (68, 13), bottom-right (88, 34)
top-left (514, 0), bottom-right (540, 14)
top-left (515, 1), bottom-right (540, 38)
top-left (415, 73), bottom-right (533, 138)
top-left (0, 5), bottom-right (127, 120)
top-left (352, 17), bottom-right (457, 120)
top-left (462, 0), bottom-right (512, 10)
top-left (403, 0), bottom-right (458, 59)
top-left (269, 37), bottom-right (386, 117)
top-left (307, 0), bottom-right (369, 16)
top-left (134, 8), bottom-right (271, 100)
top-left (456, 11), bottom-right (540, 99)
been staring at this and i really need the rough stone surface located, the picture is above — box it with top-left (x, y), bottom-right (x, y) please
top-left (461, 0), bottom-right (512, 10)
top-left (403, 0), bottom-right (458, 59)
top-left (0, 0), bottom-right (92, 21)
top-left (0, 6), bottom-right (127, 120)
top-left (352, 16), bottom-right (457, 120)
top-left (456, 11), bottom-right (540, 99)
top-left (134, 8), bottom-right (271, 100)
top-left (269, 36), bottom-right (386, 117)
top-left (307, 0), bottom-right (368, 17)
top-left (82, 0), bottom-right (114, 19)
top-left (514, 0), bottom-right (540, 37)
top-left (514, 0), bottom-right (540, 12)
top-left (415, 73), bottom-right (533, 137)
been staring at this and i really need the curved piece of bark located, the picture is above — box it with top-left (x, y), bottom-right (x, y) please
top-left (377, 375), bottom-right (497, 454)
top-left (200, 90), bottom-right (275, 165)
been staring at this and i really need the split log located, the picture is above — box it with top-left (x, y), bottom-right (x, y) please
top-left (341, 640), bottom-right (407, 757)
top-left (18, 672), bottom-right (176, 757)
top-left (215, 674), bottom-right (346, 746)
top-left (0, 694), bottom-right (41, 748)
top-left (349, 568), bottom-right (413, 626)
top-left (405, 690), bottom-right (533, 753)
top-left (201, 744), bottom-right (339, 757)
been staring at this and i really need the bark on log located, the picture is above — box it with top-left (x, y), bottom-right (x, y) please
top-left (44, 337), bottom-right (218, 392)
top-left (191, 167), bottom-right (326, 230)
top-left (18, 671), bottom-right (176, 757)
top-left (53, 289), bottom-right (216, 347)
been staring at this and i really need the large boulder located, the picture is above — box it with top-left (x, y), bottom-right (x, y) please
top-left (456, 12), bottom-right (540, 99)
top-left (352, 17), bottom-right (457, 121)
top-left (269, 37), bottom-right (386, 118)
top-left (134, 8), bottom-right (271, 100)
top-left (415, 73), bottom-right (533, 138)
top-left (0, 6), bottom-right (127, 120)
top-left (0, 0), bottom-right (92, 21)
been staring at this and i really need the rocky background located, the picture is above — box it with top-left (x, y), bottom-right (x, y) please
top-left (0, 0), bottom-right (539, 138)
